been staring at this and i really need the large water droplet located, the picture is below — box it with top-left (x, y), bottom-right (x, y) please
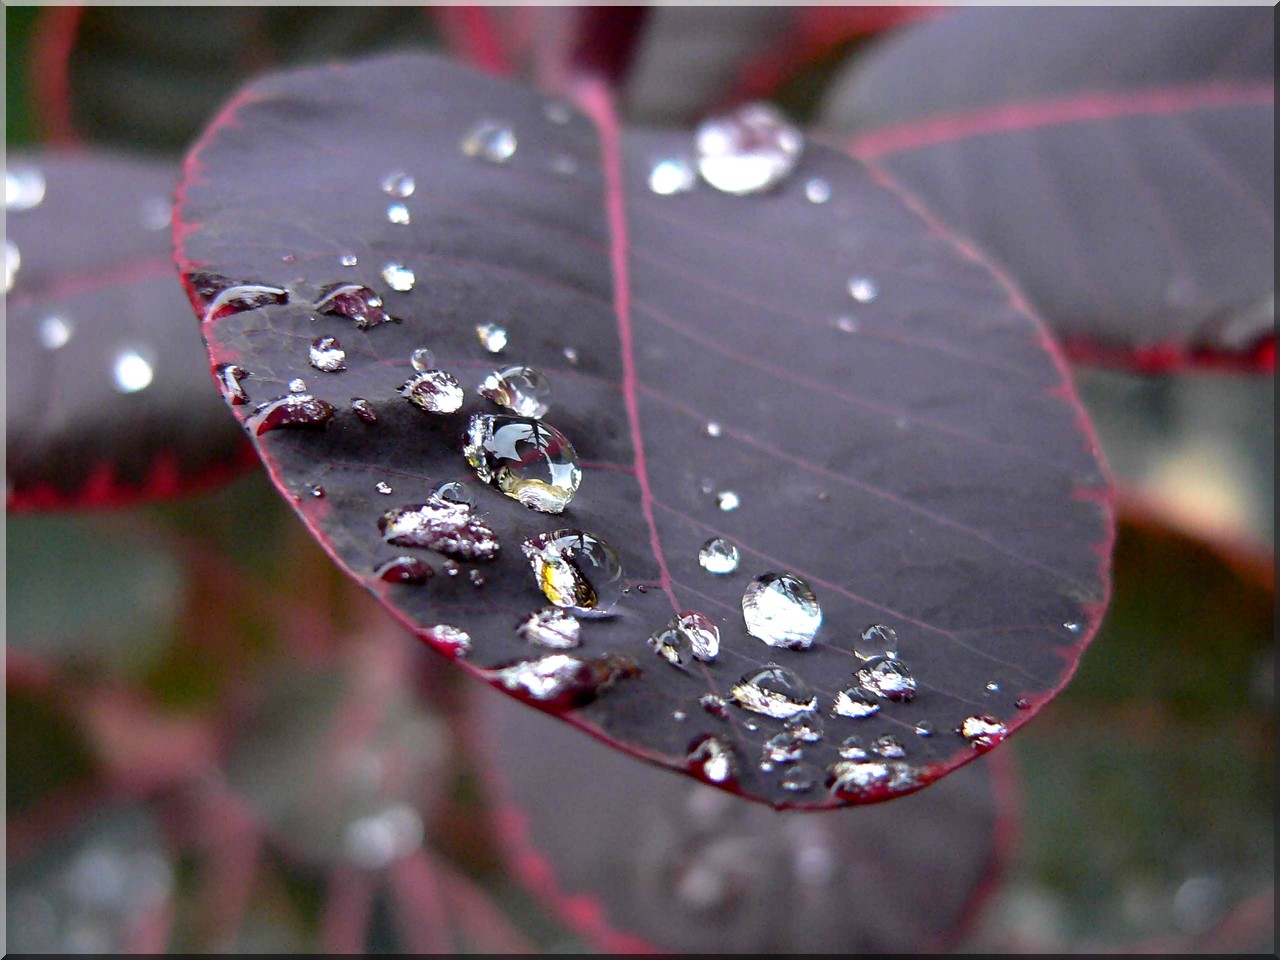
top-left (648, 156), bottom-right (697, 196)
top-left (688, 735), bottom-right (737, 784)
top-left (112, 350), bottom-right (154, 393)
top-left (832, 688), bottom-right (880, 719)
top-left (461, 121), bottom-right (517, 163)
top-left (475, 322), bottom-right (508, 353)
top-left (400, 370), bottom-right (464, 414)
top-left (381, 262), bottom-right (415, 292)
top-left (855, 624), bottom-right (898, 661)
top-left (804, 177), bottom-right (831, 204)
top-left (478, 365), bottom-right (551, 418)
top-left (741, 573), bottom-right (822, 649)
top-left (521, 529), bottom-right (624, 616)
top-left (959, 714), bottom-right (1006, 749)
top-left (215, 363), bottom-right (251, 404)
top-left (379, 496), bottom-right (500, 561)
top-left (848, 276), bottom-right (879, 304)
top-left (314, 283), bottom-right (394, 329)
top-left (695, 102), bottom-right (803, 195)
top-left (855, 657), bottom-right (917, 702)
top-left (730, 663), bottom-right (817, 719)
top-left (386, 202), bottom-right (411, 225)
top-left (698, 538), bottom-right (740, 574)
top-left (351, 397), bottom-right (377, 423)
top-left (493, 652), bottom-right (638, 704)
top-left (309, 335), bottom-right (346, 372)
top-left (6, 164), bottom-right (46, 210)
top-left (37, 315), bottom-right (74, 350)
top-left (465, 414), bottom-right (581, 513)
top-left (516, 608), bottom-right (582, 649)
top-left (381, 171), bottom-right (415, 198)
top-left (196, 279), bottom-right (288, 323)
top-left (374, 556), bottom-right (433, 584)
top-left (410, 347), bottom-right (436, 373)
top-left (248, 393), bottom-right (336, 434)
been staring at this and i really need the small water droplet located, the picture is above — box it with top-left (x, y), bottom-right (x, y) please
top-left (699, 693), bottom-right (729, 718)
top-left (469, 568), bottom-right (485, 588)
top-left (248, 394), bottom-right (336, 434)
top-left (465, 414), bottom-right (581, 512)
top-left (551, 154), bottom-right (577, 176)
top-left (829, 760), bottom-right (918, 797)
top-left (855, 624), bottom-right (899, 661)
top-left (516, 608), bottom-right (582, 649)
top-left (6, 239), bottom-right (19, 292)
top-left (112, 349), bottom-right (154, 394)
top-left (375, 481), bottom-right (393, 495)
top-left (914, 720), bottom-right (933, 737)
top-left (1015, 697), bottom-right (1030, 710)
top-left (648, 610), bottom-right (720, 668)
top-left (430, 624), bottom-right (471, 657)
top-left (340, 253), bottom-right (359, 267)
top-left (443, 560), bottom-right (460, 577)
top-left (695, 102), bottom-right (803, 195)
top-left (838, 736), bottom-right (867, 759)
top-left (351, 397), bottom-right (377, 423)
top-left (381, 262), bottom-right (415, 292)
top-left (478, 365), bottom-right (551, 418)
top-left (648, 622), bottom-right (693, 669)
top-left (741, 573), bottom-right (822, 649)
top-left (374, 556), bottom-right (432, 584)
top-left (6, 164), bottom-right (46, 211)
top-left (672, 709), bottom-right (687, 721)
top-left (1063, 620), bottom-right (1082, 634)
top-left (785, 713), bottom-right (824, 743)
top-left (196, 279), bottom-right (288, 324)
top-left (870, 734), bottom-right (906, 759)
top-left (475, 322), bottom-right (508, 353)
top-left (648, 156), bottom-right (697, 196)
top-left (309, 335), bottom-right (346, 372)
top-left (832, 688), bottom-right (880, 719)
top-left (315, 283), bottom-right (394, 329)
top-left (309, 485), bottom-right (325, 498)
top-left (381, 171), bottom-right (415, 198)
top-left (762, 732), bottom-right (804, 768)
top-left (562, 346), bottom-right (579, 364)
top-left (379, 496), bottom-right (500, 561)
top-left (730, 663), bottom-right (817, 719)
top-left (698, 538), bottom-right (740, 575)
top-left (984, 680), bottom-right (1001, 694)
top-left (404, 347), bottom-right (435, 373)
top-left (715, 490), bottom-right (740, 511)
top-left (688, 735), bottom-right (737, 784)
top-left (521, 529), bottom-right (624, 616)
top-left (386, 202), bottom-right (410, 225)
top-left (288, 377), bottom-right (307, 393)
top-left (804, 177), bottom-right (831, 204)
top-left (138, 195), bottom-right (172, 231)
top-left (400, 370), bottom-right (464, 414)
top-left (37, 315), bottom-right (74, 350)
top-left (703, 421), bottom-right (722, 438)
top-left (832, 315), bottom-right (858, 334)
top-left (856, 657), bottom-right (917, 702)
top-left (430, 482), bottom-right (468, 507)
top-left (543, 100), bottom-right (573, 124)
top-left (494, 652), bottom-right (639, 704)
top-left (959, 714), bottom-right (1006, 749)
top-left (781, 762), bottom-right (821, 792)
top-left (215, 363), bottom-right (251, 404)
top-left (848, 276), bottom-right (879, 304)
top-left (461, 121), bottom-right (517, 163)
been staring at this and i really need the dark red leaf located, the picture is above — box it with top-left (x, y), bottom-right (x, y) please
top-left (175, 53), bottom-right (1112, 809)
top-left (5, 151), bottom-right (254, 511)
top-left (826, 7), bottom-right (1275, 372)
top-left (470, 683), bottom-right (1017, 952)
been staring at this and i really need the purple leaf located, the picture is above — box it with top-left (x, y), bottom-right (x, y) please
top-left (5, 151), bottom-right (254, 511)
top-left (825, 7), bottom-right (1275, 372)
top-left (470, 683), bottom-right (1016, 952)
top-left (175, 53), bottom-right (1112, 809)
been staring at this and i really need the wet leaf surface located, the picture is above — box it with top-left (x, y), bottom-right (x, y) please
top-left (826, 7), bottom-right (1275, 371)
top-left (5, 151), bottom-right (254, 510)
top-left (176, 53), bottom-right (1112, 808)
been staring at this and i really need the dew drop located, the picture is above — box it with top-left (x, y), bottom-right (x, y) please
top-left (309, 335), bottom-right (346, 372)
top-left (340, 253), bottom-right (359, 267)
top-left (478, 365), bottom-right (551, 418)
top-left (543, 100), bottom-right (573, 124)
top-left (475, 322), bottom-right (508, 353)
top-left (379, 496), bottom-right (500, 561)
top-left (1015, 697), bottom-right (1031, 710)
top-left (521, 529), bottom-right (624, 616)
top-left (672, 709), bottom-right (687, 721)
top-left (37, 315), bottom-right (74, 351)
top-left (648, 610), bottom-right (720, 668)
top-left (516, 608), bottom-right (581, 649)
top-left (785, 713), bottom-right (824, 743)
top-left (984, 680), bottom-right (1001, 694)
top-left (310, 485), bottom-right (325, 498)
top-left (381, 262), bottom-right (415, 292)
top-left (215, 363), bottom-right (251, 404)
top-left (288, 377), bottom-right (307, 393)
top-left (386, 202), bottom-right (410, 225)
top-left (730, 663), bottom-right (817, 719)
top-left (781, 762), bottom-right (821, 793)
top-left (408, 347), bottom-right (436, 373)
top-left (699, 694), bottom-right (729, 718)
top-left (715, 490), bottom-right (740, 511)
top-left (563, 346), bottom-right (579, 364)
top-left (855, 624), bottom-right (899, 661)
top-left (832, 315), bottom-right (858, 334)
top-left (848, 276), bottom-right (879, 304)
top-left (914, 720), bottom-right (933, 737)
top-left (959, 714), bottom-right (1006, 749)
top-left (6, 164), bottom-right (46, 211)
top-left (493, 652), bottom-right (638, 704)
top-left (1064, 620), bottom-right (1082, 634)
top-left (741, 573), bottom-right (822, 649)
top-left (400, 370), bottom-right (464, 414)
top-left (195, 279), bottom-right (288, 323)
top-left (381, 171), bottom-right (415, 198)
top-left (6, 239), bottom-right (19, 292)
top-left (688, 735), bottom-right (737, 784)
top-left (443, 560), bottom-right (460, 577)
top-left (838, 736), bottom-right (867, 760)
top-left (430, 624), bottom-right (471, 657)
top-left (465, 414), bottom-right (581, 513)
top-left (314, 283), bottom-right (394, 329)
top-left (647, 622), bottom-right (693, 669)
top-left (375, 481), bottom-right (393, 495)
top-left (248, 394), bottom-right (336, 434)
top-left (461, 121), bottom-right (517, 163)
top-left (138, 195), bottom-right (172, 231)
top-left (351, 397), bottom-right (378, 423)
top-left (703, 421), bottom-right (723, 438)
top-left (832, 688), bottom-right (880, 719)
top-left (469, 569), bottom-right (485, 588)
top-left (648, 156), bottom-right (697, 196)
top-left (829, 760), bottom-right (918, 796)
top-left (112, 350), bottom-right (154, 394)
top-left (855, 657), bottom-right (917, 702)
top-left (695, 102), bottom-right (803, 195)
top-left (698, 538), bottom-right (740, 575)
top-left (762, 732), bottom-right (804, 767)
top-left (870, 734), bottom-right (906, 759)
top-left (804, 177), bottom-right (831, 204)
top-left (374, 556), bottom-right (432, 584)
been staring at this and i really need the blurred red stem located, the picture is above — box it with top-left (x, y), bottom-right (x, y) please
top-left (30, 5), bottom-right (83, 146)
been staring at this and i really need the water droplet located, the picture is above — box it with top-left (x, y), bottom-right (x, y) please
top-left (315, 283), bottom-right (394, 329)
top-left (1015, 697), bottom-right (1031, 710)
top-left (309, 335), bottom-right (346, 372)
top-left (517, 608), bottom-right (581, 649)
top-left (381, 171), bottom-right (415, 198)
top-left (478, 365), bottom-right (551, 418)
top-left (785, 713), bottom-right (824, 743)
top-left (6, 239), bottom-right (19, 292)
top-left (1063, 620), bottom-right (1082, 634)
top-left (648, 622), bottom-right (694, 669)
top-left (832, 688), bottom-right (880, 719)
top-left (781, 762), bottom-right (821, 793)
top-left (647, 611), bottom-right (719, 668)
top-left (804, 177), bottom-right (831, 204)
top-left (475, 322), bottom-right (507, 353)
top-left (762, 732), bottom-right (804, 768)
top-left (112, 350), bottom-right (154, 393)
top-left (386, 202), bottom-right (410, 225)
top-left (698, 538), bottom-right (740, 575)
top-left (400, 370), bottom-right (464, 414)
top-left (521, 529), bottom-right (624, 616)
top-left (984, 680), bottom-right (1001, 694)
top-left (379, 496), bottom-right (500, 561)
top-left (855, 624), bottom-right (899, 661)
top-left (195, 279), bottom-right (288, 323)
top-left (403, 347), bottom-right (434, 373)
top-left (340, 253), bottom-right (359, 267)
top-left (215, 363), bottom-right (251, 404)
top-left (288, 377), bottom-right (307, 393)
top-left (563, 346), bottom-right (579, 364)
top-left (959, 714), bottom-right (1006, 749)
top-left (375, 481), bottom-right (392, 495)
top-left (730, 663), bottom-right (817, 719)
top-left (648, 156), bottom-right (697, 196)
top-left (914, 720), bottom-right (933, 737)
top-left (351, 397), bottom-right (377, 423)
top-left (37, 315), bottom-right (74, 350)
top-left (855, 657), bottom-right (917, 702)
top-left (443, 560), bottom-right (460, 577)
top-left (829, 760), bottom-right (918, 796)
top-left (461, 121), bottom-right (517, 163)
top-left (551, 155), bottom-right (577, 176)
top-left (672, 709), bottom-right (687, 721)
top-left (699, 693), bottom-right (729, 718)
top-left (688, 735), bottom-right (737, 784)
top-left (465, 414), bottom-right (581, 513)
top-left (310, 485), bottom-right (325, 498)
top-left (703, 421), bottom-right (722, 438)
top-left (543, 100), bottom-right (573, 124)
top-left (6, 164), bottom-right (46, 210)
top-left (381, 262), bottom-right (415, 292)
top-left (494, 652), bottom-right (638, 704)
top-left (741, 573), bottom-right (822, 649)
top-left (832, 315), bottom-right (858, 333)
top-left (839, 736), bottom-right (867, 759)
top-left (138, 195), bottom-right (172, 231)
top-left (469, 569), bottom-right (485, 588)
top-left (374, 556), bottom-right (432, 584)
top-left (715, 490), bottom-right (740, 511)
top-left (870, 734), bottom-right (906, 759)
top-left (343, 802), bottom-right (424, 870)
top-left (695, 102), bottom-right (803, 195)
top-left (248, 394), bottom-right (336, 434)
top-left (848, 276), bottom-right (879, 304)
top-left (430, 624), bottom-right (471, 657)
